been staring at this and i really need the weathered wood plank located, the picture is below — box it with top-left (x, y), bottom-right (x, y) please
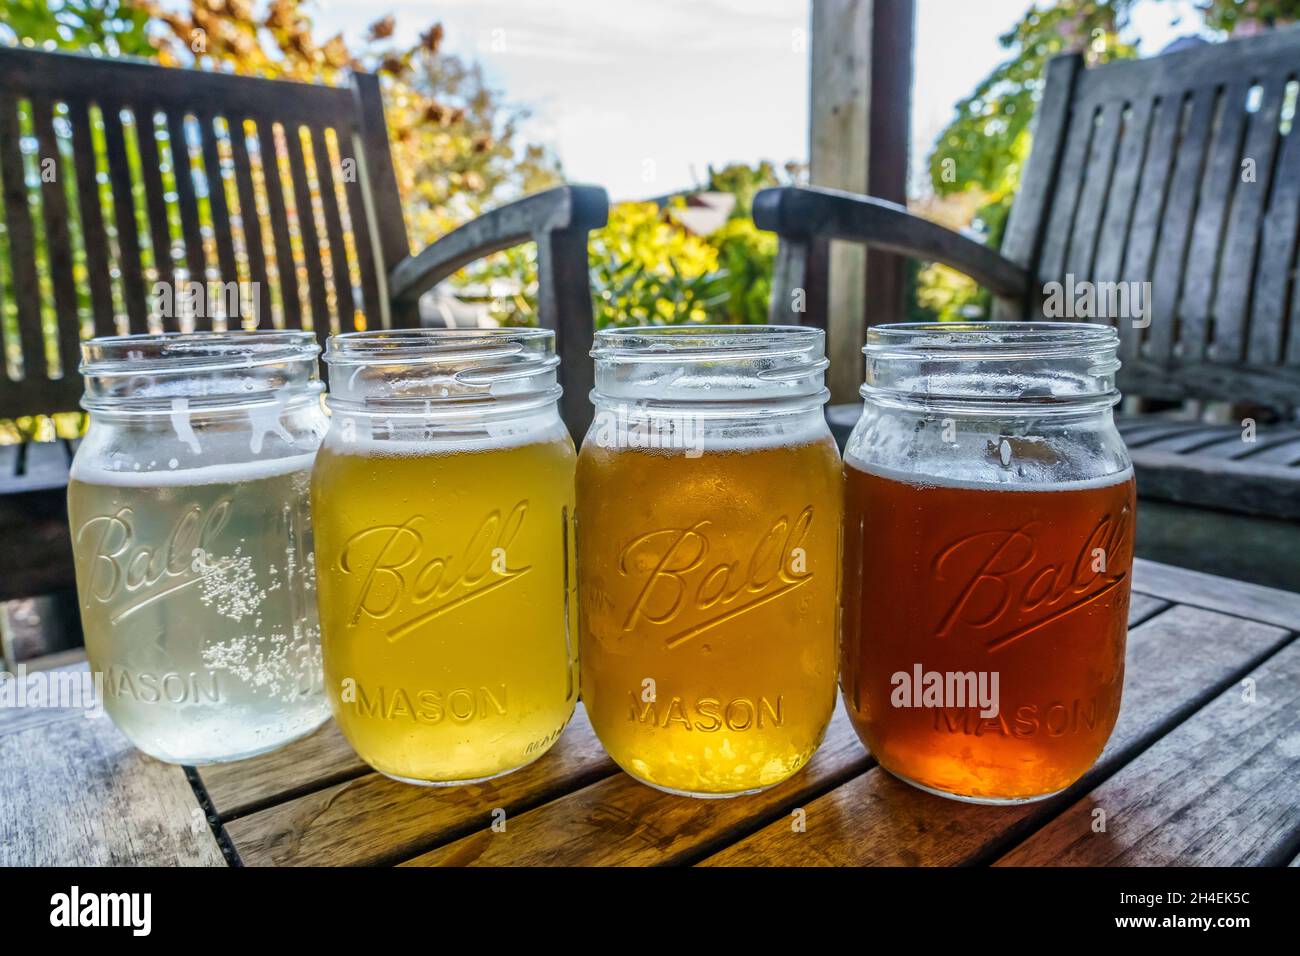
top-left (1119, 421), bottom-right (1204, 447)
top-left (311, 126), bottom-right (356, 331)
top-left (0, 659), bottom-right (90, 734)
top-left (1130, 447), bottom-right (1300, 520)
top-left (1126, 592), bottom-right (1168, 627)
top-left (0, 663), bottom-right (225, 866)
top-left (1243, 436), bottom-right (1300, 465)
top-left (227, 118), bottom-right (273, 329)
top-left (66, 99), bottom-right (116, 337)
top-left (253, 117), bottom-right (301, 330)
top-left (349, 73), bottom-right (410, 279)
top-left (1135, 426), bottom-right (1235, 453)
top-left (1192, 428), bottom-right (1298, 460)
top-left (334, 127), bottom-right (383, 326)
top-left (996, 638), bottom-right (1300, 866)
top-left (1035, 100), bottom-right (1097, 286)
top-left (1119, 94), bottom-right (1183, 364)
top-left (1001, 53), bottom-right (1083, 272)
top-left (402, 592), bottom-right (1163, 867)
top-left (1077, 27), bottom-right (1300, 99)
top-left (166, 110), bottom-right (208, 291)
top-left (20, 437), bottom-right (73, 486)
top-left (699, 604), bottom-right (1288, 866)
top-left (807, 0), bottom-right (870, 401)
top-left (282, 123), bottom-right (330, 332)
top-left (1213, 77), bottom-right (1286, 363)
top-left (134, 109), bottom-right (178, 312)
top-left (0, 443), bottom-right (18, 478)
top-left (1144, 88), bottom-right (1215, 364)
top-left (1249, 89), bottom-right (1300, 366)
top-left (1116, 415), bottom-right (1193, 436)
top-left (197, 113), bottom-right (240, 301)
top-left (29, 96), bottom-right (81, 379)
top-left (403, 705), bottom-right (870, 867)
top-left (1093, 98), bottom-right (1154, 289)
top-left (0, 94), bottom-right (47, 378)
top-left (1065, 100), bottom-right (1124, 291)
top-left (1132, 557), bottom-right (1300, 631)
top-left (224, 706), bottom-right (614, 866)
top-left (1178, 80), bottom-right (1250, 361)
top-left (0, 45), bottom-right (353, 121)
top-left (100, 104), bottom-right (149, 333)
top-left (197, 720), bottom-right (368, 820)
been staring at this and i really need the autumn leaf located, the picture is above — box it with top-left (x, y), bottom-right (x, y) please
top-left (420, 23), bottom-right (445, 53)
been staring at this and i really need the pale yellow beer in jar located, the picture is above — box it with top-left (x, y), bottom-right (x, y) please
top-left (314, 330), bottom-right (577, 785)
top-left (67, 332), bottom-right (329, 764)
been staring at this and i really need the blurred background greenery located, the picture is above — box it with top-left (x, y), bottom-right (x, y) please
top-left (0, 0), bottom-right (1297, 443)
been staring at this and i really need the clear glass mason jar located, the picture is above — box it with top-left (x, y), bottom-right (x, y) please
top-left (314, 329), bottom-right (578, 786)
top-left (577, 326), bottom-right (842, 798)
top-left (68, 332), bottom-right (329, 764)
top-left (840, 322), bottom-right (1136, 804)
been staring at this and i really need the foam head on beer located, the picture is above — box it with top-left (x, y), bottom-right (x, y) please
top-left (840, 322), bottom-right (1135, 803)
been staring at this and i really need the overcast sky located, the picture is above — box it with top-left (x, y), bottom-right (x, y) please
top-left (307, 0), bottom-right (1205, 201)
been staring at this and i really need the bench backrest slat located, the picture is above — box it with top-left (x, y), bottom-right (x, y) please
top-left (0, 46), bottom-right (409, 419)
top-left (1017, 28), bottom-right (1300, 404)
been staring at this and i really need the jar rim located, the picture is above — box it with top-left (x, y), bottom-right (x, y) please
top-left (325, 327), bottom-right (556, 367)
top-left (81, 330), bottom-right (319, 376)
top-left (865, 321), bottom-right (1118, 360)
top-left (322, 327), bottom-right (561, 417)
top-left (593, 324), bottom-right (822, 362)
top-left (860, 321), bottom-right (1121, 415)
top-left (590, 324), bottom-right (829, 416)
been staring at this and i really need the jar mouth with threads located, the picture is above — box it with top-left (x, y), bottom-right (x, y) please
top-left (79, 330), bottom-right (322, 414)
top-left (862, 321), bottom-right (1122, 418)
top-left (590, 325), bottom-right (830, 419)
top-left (322, 328), bottom-right (561, 422)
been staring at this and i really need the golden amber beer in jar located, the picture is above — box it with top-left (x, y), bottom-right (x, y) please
top-left (314, 330), bottom-right (577, 785)
top-left (67, 332), bottom-right (329, 764)
top-left (840, 323), bottom-right (1135, 803)
top-left (578, 326), bottom-right (841, 797)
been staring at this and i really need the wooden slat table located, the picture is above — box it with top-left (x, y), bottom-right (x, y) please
top-left (3, 558), bottom-right (1297, 866)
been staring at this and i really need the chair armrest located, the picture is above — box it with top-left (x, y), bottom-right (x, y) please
top-left (388, 184), bottom-right (609, 306)
top-left (385, 183), bottom-right (608, 441)
top-left (754, 186), bottom-right (1028, 300)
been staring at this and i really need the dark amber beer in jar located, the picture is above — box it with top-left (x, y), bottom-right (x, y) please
top-left (578, 327), bottom-right (841, 797)
top-left (840, 323), bottom-right (1135, 803)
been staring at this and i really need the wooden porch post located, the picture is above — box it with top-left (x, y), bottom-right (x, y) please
top-left (809, 0), bottom-right (914, 402)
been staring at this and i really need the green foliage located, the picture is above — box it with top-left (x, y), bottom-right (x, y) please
top-left (930, 2), bottom-right (1139, 242)
top-left (1200, 0), bottom-right (1300, 32)
top-left (706, 159), bottom-right (786, 220)
top-left (588, 200), bottom-right (725, 328)
top-left (708, 217), bottom-right (776, 325)
top-left (463, 163), bottom-right (791, 329)
top-left (0, 0), bottom-right (155, 56)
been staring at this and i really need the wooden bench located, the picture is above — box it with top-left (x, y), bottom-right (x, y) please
top-left (0, 46), bottom-right (607, 618)
top-left (756, 29), bottom-right (1300, 590)
top-left (2, 559), bottom-right (1296, 866)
